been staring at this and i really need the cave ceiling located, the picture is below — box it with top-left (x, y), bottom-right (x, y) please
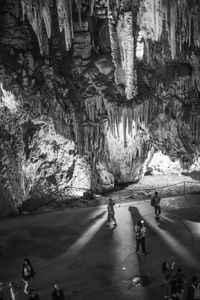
top-left (1, 0), bottom-right (200, 214)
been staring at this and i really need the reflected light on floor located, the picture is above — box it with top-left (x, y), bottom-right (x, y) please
top-left (143, 216), bottom-right (200, 269)
top-left (66, 208), bottom-right (106, 255)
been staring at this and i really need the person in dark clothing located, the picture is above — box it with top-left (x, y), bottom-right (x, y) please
top-left (162, 261), bottom-right (175, 299)
top-left (22, 258), bottom-right (35, 295)
top-left (151, 190), bottom-right (161, 220)
top-left (28, 289), bottom-right (40, 300)
top-left (22, 258), bottom-right (35, 282)
top-left (0, 282), bottom-right (4, 300)
top-left (173, 268), bottom-right (186, 290)
top-left (135, 220), bottom-right (147, 255)
top-left (186, 276), bottom-right (199, 300)
top-left (52, 283), bottom-right (65, 300)
top-left (106, 199), bottom-right (117, 227)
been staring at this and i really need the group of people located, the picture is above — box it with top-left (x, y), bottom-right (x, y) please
top-left (162, 261), bottom-right (200, 300)
top-left (0, 258), bottom-right (65, 300)
top-left (106, 193), bottom-right (200, 300)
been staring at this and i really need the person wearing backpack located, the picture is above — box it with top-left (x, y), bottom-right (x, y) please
top-left (151, 190), bottom-right (161, 221)
top-left (135, 220), bottom-right (147, 255)
top-left (186, 277), bottom-right (200, 300)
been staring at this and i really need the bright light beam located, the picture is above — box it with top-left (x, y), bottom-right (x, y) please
top-left (66, 207), bottom-right (106, 255)
top-left (143, 215), bottom-right (200, 269)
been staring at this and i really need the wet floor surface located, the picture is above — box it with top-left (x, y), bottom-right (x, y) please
top-left (0, 195), bottom-right (200, 300)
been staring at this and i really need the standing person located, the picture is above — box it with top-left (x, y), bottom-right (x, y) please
top-left (0, 282), bottom-right (4, 300)
top-left (106, 198), bottom-right (117, 227)
top-left (135, 220), bottom-right (147, 255)
top-left (151, 190), bottom-right (161, 220)
top-left (9, 282), bottom-right (19, 300)
top-left (162, 261), bottom-right (175, 299)
top-left (186, 276), bottom-right (200, 300)
top-left (52, 283), bottom-right (65, 300)
top-left (21, 258), bottom-right (35, 294)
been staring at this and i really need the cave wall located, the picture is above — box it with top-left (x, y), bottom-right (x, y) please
top-left (1, 0), bottom-right (200, 215)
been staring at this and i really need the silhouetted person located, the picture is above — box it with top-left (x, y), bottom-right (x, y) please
top-left (52, 283), bottom-right (65, 300)
top-left (9, 282), bottom-right (20, 300)
top-left (162, 261), bottom-right (175, 299)
top-left (172, 268), bottom-right (186, 290)
top-left (22, 258), bottom-right (35, 282)
top-left (28, 289), bottom-right (40, 300)
top-left (0, 282), bottom-right (4, 300)
top-left (135, 220), bottom-right (147, 255)
top-left (22, 258), bottom-right (35, 294)
top-left (186, 276), bottom-right (200, 300)
top-left (151, 190), bottom-right (161, 220)
top-left (106, 199), bottom-right (117, 227)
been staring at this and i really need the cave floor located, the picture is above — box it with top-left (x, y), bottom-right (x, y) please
top-left (0, 194), bottom-right (200, 300)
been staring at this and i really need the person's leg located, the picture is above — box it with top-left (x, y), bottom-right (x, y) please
top-left (135, 239), bottom-right (140, 252)
top-left (107, 214), bottom-right (111, 226)
top-left (158, 205), bottom-right (161, 217)
top-left (112, 215), bottom-right (117, 226)
top-left (141, 237), bottom-right (146, 254)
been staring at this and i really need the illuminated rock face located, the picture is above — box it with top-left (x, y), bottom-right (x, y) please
top-left (1, 0), bottom-right (200, 214)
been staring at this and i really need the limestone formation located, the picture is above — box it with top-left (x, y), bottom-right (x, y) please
top-left (1, 0), bottom-right (200, 215)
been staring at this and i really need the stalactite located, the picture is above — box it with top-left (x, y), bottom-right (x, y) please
top-left (55, 0), bottom-right (74, 51)
top-left (90, 0), bottom-right (95, 15)
top-left (41, 0), bottom-right (52, 39)
top-left (107, 6), bottom-right (124, 85)
top-left (74, 0), bottom-right (82, 29)
top-left (123, 11), bottom-right (137, 99)
top-left (170, 0), bottom-right (177, 59)
top-left (20, 0), bottom-right (50, 54)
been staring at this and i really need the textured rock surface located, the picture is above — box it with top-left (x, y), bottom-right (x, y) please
top-left (1, 0), bottom-right (200, 215)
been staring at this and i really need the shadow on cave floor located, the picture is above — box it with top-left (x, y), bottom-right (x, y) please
top-left (181, 170), bottom-right (200, 180)
top-left (1, 196), bottom-right (200, 300)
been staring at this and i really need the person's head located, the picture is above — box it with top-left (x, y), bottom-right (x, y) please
top-left (155, 191), bottom-right (158, 196)
top-left (8, 282), bottom-right (14, 288)
top-left (162, 262), bottom-right (169, 273)
top-left (109, 198), bottom-right (114, 204)
top-left (54, 283), bottom-right (61, 290)
top-left (192, 276), bottom-right (198, 284)
top-left (177, 268), bottom-right (182, 273)
top-left (137, 220), bottom-right (144, 227)
top-left (24, 258), bottom-right (30, 265)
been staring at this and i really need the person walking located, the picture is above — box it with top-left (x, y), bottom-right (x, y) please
top-left (21, 258), bottom-right (35, 294)
top-left (106, 198), bottom-right (117, 227)
top-left (135, 220), bottom-right (147, 255)
top-left (151, 190), bottom-right (161, 220)
top-left (52, 283), bottom-right (65, 300)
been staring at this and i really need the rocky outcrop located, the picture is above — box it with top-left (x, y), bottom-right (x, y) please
top-left (1, 0), bottom-right (200, 215)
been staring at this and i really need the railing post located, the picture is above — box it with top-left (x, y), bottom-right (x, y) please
top-left (184, 181), bottom-right (186, 195)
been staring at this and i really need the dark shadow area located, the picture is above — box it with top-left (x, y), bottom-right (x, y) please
top-left (0, 207), bottom-right (108, 281)
top-left (181, 170), bottom-right (200, 180)
top-left (128, 205), bottom-right (200, 299)
top-left (165, 207), bottom-right (200, 222)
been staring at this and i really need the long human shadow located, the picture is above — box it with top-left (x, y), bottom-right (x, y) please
top-left (128, 205), bottom-right (200, 300)
top-left (0, 207), bottom-right (107, 283)
top-left (38, 216), bottom-right (123, 300)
